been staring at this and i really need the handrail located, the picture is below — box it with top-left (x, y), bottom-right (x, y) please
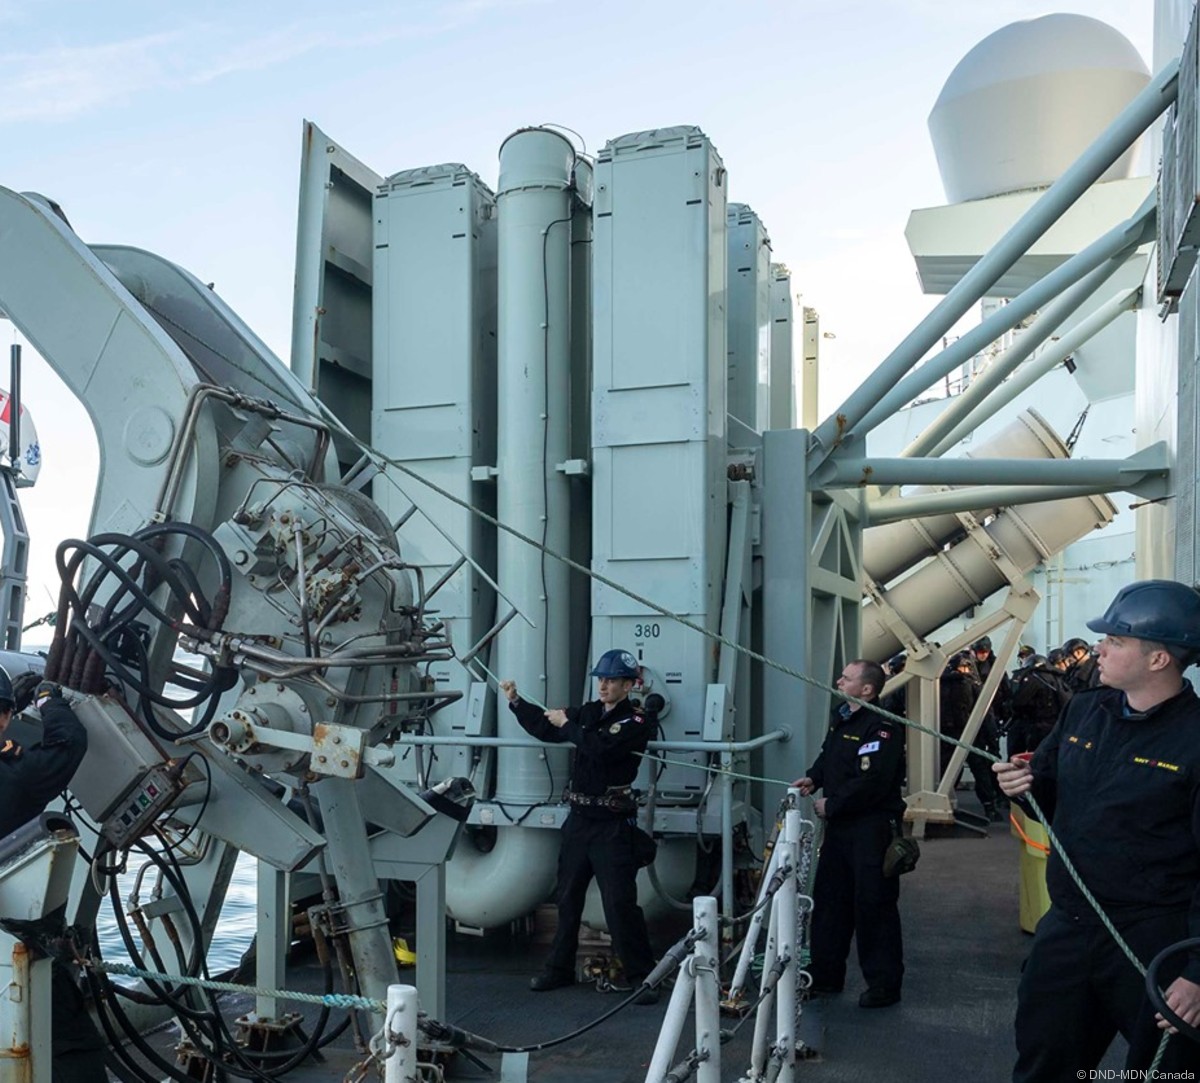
top-left (389, 728), bottom-right (790, 754)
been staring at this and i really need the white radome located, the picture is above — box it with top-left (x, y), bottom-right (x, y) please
top-left (929, 14), bottom-right (1151, 204)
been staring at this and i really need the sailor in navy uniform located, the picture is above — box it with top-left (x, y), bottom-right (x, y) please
top-left (0, 670), bottom-right (99, 1083)
top-left (501, 649), bottom-right (659, 1003)
top-left (794, 658), bottom-right (906, 1008)
top-left (996, 581), bottom-right (1200, 1080)
top-left (0, 672), bottom-right (88, 837)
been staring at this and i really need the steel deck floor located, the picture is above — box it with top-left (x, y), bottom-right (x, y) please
top-left (124, 801), bottom-right (1135, 1081)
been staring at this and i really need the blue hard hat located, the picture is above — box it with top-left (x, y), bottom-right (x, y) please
top-left (1086, 579), bottom-right (1200, 650)
top-left (590, 649), bottom-right (639, 679)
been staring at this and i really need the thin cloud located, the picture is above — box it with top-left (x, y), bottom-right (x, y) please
top-left (190, 0), bottom-right (551, 82)
top-left (0, 0), bottom-right (26, 24)
top-left (0, 30), bottom-right (187, 122)
top-left (0, 0), bottom-right (548, 123)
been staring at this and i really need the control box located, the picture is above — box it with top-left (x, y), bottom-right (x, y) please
top-left (63, 695), bottom-right (199, 846)
top-left (101, 763), bottom-right (186, 848)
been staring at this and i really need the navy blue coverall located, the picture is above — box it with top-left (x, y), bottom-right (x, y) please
top-left (806, 699), bottom-right (907, 995)
top-left (509, 694), bottom-right (656, 983)
top-left (1015, 683), bottom-right (1200, 1080)
top-left (0, 692), bottom-right (97, 1083)
top-left (0, 693), bottom-right (88, 836)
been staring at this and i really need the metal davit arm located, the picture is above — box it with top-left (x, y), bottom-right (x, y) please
top-left (849, 194), bottom-right (1155, 441)
top-left (900, 266), bottom-right (1144, 461)
top-left (824, 443), bottom-right (1170, 491)
top-left (809, 57), bottom-right (1179, 459)
top-left (0, 188), bottom-right (218, 535)
top-left (0, 186), bottom-right (445, 1016)
top-left (924, 284), bottom-right (1142, 458)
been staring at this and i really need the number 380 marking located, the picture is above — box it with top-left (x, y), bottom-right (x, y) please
top-left (634, 623), bottom-right (661, 639)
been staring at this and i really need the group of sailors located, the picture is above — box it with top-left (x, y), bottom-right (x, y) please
top-left (516, 581), bottom-right (1200, 1083)
top-left (877, 634), bottom-right (1105, 821)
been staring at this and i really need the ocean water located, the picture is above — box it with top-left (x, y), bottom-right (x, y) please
top-left (97, 850), bottom-right (259, 975)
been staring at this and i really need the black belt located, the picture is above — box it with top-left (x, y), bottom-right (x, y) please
top-left (564, 787), bottom-right (636, 812)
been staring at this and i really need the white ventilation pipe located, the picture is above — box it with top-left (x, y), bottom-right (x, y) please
top-left (445, 131), bottom-right (596, 930)
top-left (494, 128), bottom-right (575, 802)
top-left (863, 409), bottom-right (1065, 586)
top-left (446, 826), bottom-right (560, 927)
top-left (861, 490), bottom-right (1116, 661)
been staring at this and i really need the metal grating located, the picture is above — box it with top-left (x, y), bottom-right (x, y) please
top-left (1159, 3), bottom-right (1200, 303)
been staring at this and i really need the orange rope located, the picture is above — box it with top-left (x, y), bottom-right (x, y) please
top-left (1009, 811), bottom-right (1050, 854)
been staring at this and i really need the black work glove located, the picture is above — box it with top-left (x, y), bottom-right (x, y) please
top-left (12, 674), bottom-right (61, 713)
top-left (11, 671), bottom-right (42, 712)
top-left (32, 681), bottom-right (62, 708)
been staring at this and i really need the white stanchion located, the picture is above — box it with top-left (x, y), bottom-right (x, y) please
top-left (644, 965), bottom-right (696, 1082)
top-left (728, 840), bottom-right (782, 1000)
top-left (384, 983), bottom-right (419, 1083)
top-left (773, 808), bottom-right (800, 1083)
top-left (748, 897), bottom-right (780, 1080)
top-left (693, 896), bottom-right (721, 1083)
top-left (644, 895), bottom-right (726, 1083)
top-left (731, 788), bottom-right (801, 1002)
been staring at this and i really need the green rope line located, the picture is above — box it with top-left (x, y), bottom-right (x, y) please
top-left (635, 750), bottom-right (794, 789)
top-left (1150, 1030), bottom-right (1172, 1076)
top-left (470, 656), bottom-right (549, 711)
top-left (92, 960), bottom-right (386, 1013)
top-left (304, 399), bottom-right (1173, 1046)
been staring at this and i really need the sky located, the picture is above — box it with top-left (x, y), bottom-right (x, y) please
top-left (0, 0), bottom-right (1156, 629)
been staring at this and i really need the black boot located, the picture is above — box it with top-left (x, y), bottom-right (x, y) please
top-left (530, 969), bottom-right (575, 992)
top-left (859, 986), bottom-right (901, 1008)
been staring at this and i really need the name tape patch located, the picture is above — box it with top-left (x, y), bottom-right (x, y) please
top-left (1132, 755), bottom-right (1181, 773)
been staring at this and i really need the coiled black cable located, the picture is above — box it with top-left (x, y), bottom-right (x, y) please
top-left (158, 837), bottom-right (352, 1071)
top-left (84, 959), bottom-right (195, 1083)
top-left (1145, 936), bottom-right (1200, 1044)
top-left (46, 522), bottom-right (234, 738)
top-left (43, 522), bottom-right (345, 1075)
top-left (92, 836), bottom-right (344, 1080)
top-left (146, 838), bottom-right (340, 1077)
